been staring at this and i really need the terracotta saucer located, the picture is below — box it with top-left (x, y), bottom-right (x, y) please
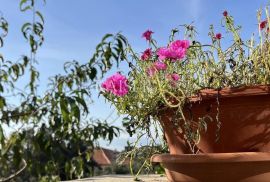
top-left (151, 152), bottom-right (270, 182)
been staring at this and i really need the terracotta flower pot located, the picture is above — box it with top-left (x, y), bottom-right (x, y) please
top-left (152, 85), bottom-right (270, 182)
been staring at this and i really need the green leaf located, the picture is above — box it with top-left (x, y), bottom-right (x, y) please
top-left (21, 23), bottom-right (31, 40)
top-left (101, 33), bottom-right (113, 42)
top-left (20, 0), bottom-right (31, 12)
top-left (0, 96), bottom-right (6, 109)
top-left (58, 80), bottom-right (63, 93)
top-left (21, 5), bottom-right (31, 12)
top-left (0, 124), bottom-right (4, 144)
top-left (85, 151), bottom-right (91, 162)
top-left (60, 97), bottom-right (70, 122)
top-left (36, 11), bottom-right (45, 24)
top-left (0, 37), bottom-right (3, 47)
top-left (71, 101), bottom-right (80, 121)
top-left (0, 54), bottom-right (4, 62)
top-left (0, 84), bottom-right (3, 92)
top-left (1, 134), bottom-right (17, 155)
top-left (89, 67), bottom-right (97, 80)
top-left (65, 162), bottom-right (71, 178)
top-left (75, 96), bottom-right (88, 113)
top-left (29, 35), bottom-right (36, 52)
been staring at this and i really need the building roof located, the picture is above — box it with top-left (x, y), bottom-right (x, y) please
top-left (92, 148), bottom-right (120, 166)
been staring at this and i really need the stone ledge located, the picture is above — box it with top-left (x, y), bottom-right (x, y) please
top-left (65, 175), bottom-right (167, 182)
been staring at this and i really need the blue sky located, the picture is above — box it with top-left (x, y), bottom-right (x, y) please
top-left (0, 0), bottom-right (269, 150)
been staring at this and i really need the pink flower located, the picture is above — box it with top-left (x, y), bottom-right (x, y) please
top-left (141, 48), bottom-right (152, 61)
top-left (170, 73), bottom-right (180, 81)
top-left (146, 66), bottom-right (157, 77)
top-left (146, 62), bottom-right (167, 77)
top-left (154, 61), bottom-right (167, 70)
top-left (142, 30), bottom-right (154, 41)
top-left (157, 40), bottom-right (189, 61)
top-left (157, 47), bottom-right (170, 61)
top-left (167, 73), bottom-right (180, 87)
top-left (215, 33), bottom-right (222, 40)
top-left (101, 73), bottom-right (128, 97)
top-left (170, 40), bottom-right (190, 49)
top-left (260, 20), bottom-right (268, 30)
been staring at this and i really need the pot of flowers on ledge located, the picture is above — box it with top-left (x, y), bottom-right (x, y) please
top-left (101, 6), bottom-right (270, 182)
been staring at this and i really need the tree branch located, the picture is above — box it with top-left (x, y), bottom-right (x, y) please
top-left (0, 159), bottom-right (27, 182)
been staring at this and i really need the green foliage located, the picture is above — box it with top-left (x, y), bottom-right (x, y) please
top-left (101, 164), bottom-right (130, 175)
top-left (114, 164), bottom-right (130, 174)
top-left (89, 33), bottom-right (128, 77)
top-left (1, 122), bottom-right (119, 181)
top-left (0, 0), bottom-right (129, 181)
top-left (117, 143), bottom-right (167, 180)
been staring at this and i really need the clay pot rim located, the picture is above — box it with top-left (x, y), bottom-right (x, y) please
top-left (190, 84), bottom-right (270, 102)
top-left (151, 152), bottom-right (270, 163)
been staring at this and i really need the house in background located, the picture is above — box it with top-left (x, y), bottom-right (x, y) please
top-left (92, 148), bottom-right (119, 167)
top-left (91, 147), bottom-right (130, 175)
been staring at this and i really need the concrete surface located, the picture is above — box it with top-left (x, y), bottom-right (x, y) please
top-left (66, 175), bottom-right (167, 182)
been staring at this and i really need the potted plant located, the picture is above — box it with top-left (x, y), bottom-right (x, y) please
top-left (101, 7), bottom-right (270, 182)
